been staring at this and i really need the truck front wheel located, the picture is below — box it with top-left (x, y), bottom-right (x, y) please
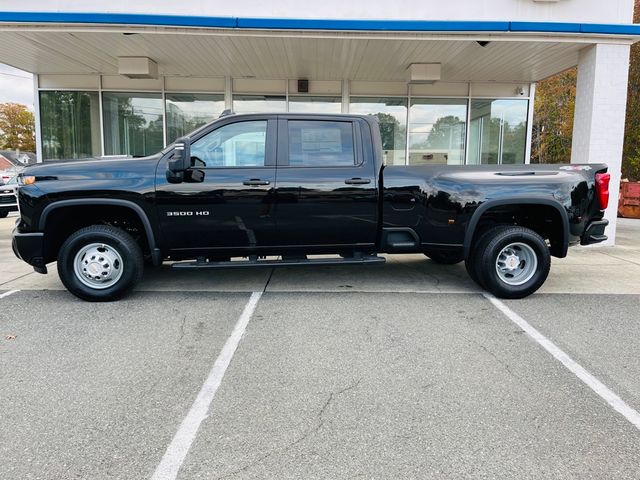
top-left (472, 226), bottom-right (551, 299)
top-left (57, 225), bottom-right (144, 301)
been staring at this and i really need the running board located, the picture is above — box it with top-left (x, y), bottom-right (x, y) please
top-left (171, 255), bottom-right (386, 269)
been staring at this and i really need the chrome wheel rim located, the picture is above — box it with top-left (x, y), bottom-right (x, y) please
top-left (73, 243), bottom-right (124, 289)
top-left (495, 242), bottom-right (538, 286)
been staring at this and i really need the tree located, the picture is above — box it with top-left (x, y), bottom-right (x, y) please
top-left (424, 115), bottom-right (464, 149)
top-left (503, 120), bottom-right (528, 164)
top-left (531, 68), bottom-right (576, 164)
top-left (0, 102), bottom-right (35, 152)
top-left (532, 0), bottom-right (640, 179)
top-left (374, 112), bottom-right (405, 151)
top-left (622, 0), bottom-right (640, 180)
top-left (40, 91), bottom-right (97, 159)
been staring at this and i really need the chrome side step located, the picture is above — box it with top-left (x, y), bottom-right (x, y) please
top-left (171, 254), bottom-right (385, 269)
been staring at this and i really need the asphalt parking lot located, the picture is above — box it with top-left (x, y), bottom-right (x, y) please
top-left (1, 212), bottom-right (640, 479)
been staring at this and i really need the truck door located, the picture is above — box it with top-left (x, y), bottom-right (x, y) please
top-left (155, 117), bottom-right (278, 254)
top-left (274, 117), bottom-right (378, 248)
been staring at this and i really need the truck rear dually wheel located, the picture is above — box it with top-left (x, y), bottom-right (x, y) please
top-left (472, 226), bottom-right (550, 299)
top-left (57, 225), bottom-right (144, 302)
top-left (464, 228), bottom-right (501, 288)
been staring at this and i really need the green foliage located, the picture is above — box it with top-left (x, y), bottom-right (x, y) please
top-left (503, 121), bottom-right (527, 164)
top-left (422, 115), bottom-right (463, 149)
top-left (40, 91), bottom-right (97, 159)
top-left (623, 0), bottom-right (640, 180)
top-left (624, 154), bottom-right (640, 181)
top-left (374, 112), bottom-right (405, 151)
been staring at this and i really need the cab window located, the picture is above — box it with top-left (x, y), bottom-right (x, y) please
top-left (190, 120), bottom-right (267, 168)
top-left (287, 120), bottom-right (355, 167)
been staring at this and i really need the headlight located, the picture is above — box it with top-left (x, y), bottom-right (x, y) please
top-left (17, 175), bottom-right (36, 186)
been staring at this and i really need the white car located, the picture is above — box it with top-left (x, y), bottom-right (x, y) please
top-left (0, 176), bottom-right (18, 218)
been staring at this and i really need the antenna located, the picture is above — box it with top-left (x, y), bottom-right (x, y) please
top-left (219, 109), bottom-right (235, 118)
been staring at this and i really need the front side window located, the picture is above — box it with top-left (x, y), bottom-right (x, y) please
top-left (190, 120), bottom-right (267, 168)
top-left (287, 120), bottom-right (355, 167)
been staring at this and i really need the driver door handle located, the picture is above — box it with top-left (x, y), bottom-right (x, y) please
top-left (243, 179), bottom-right (270, 186)
top-left (344, 177), bottom-right (371, 185)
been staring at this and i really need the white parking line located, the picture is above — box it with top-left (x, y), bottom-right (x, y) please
top-left (484, 293), bottom-right (640, 431)
top-left (151, 291), bottom-right (263, 480)
top-left (0, 289), bottom-right (20, 299)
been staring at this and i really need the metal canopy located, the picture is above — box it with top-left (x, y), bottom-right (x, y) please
top-left (0, 28), bottom-right (593, 82)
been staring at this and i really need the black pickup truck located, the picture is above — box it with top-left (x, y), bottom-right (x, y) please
top-left (12, 113), bottom-right (610, 301)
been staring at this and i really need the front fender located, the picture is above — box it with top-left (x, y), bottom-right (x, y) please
top-left (39, 198), bottom-right (162, 265)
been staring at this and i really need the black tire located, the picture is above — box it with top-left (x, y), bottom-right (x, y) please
top-left (0, 210), bottom-right (8, 218)
top-left (464, 228), bottom-right (500, 288)
top-left (424, 251), bottom-right (464, 265)
top-left (57, 225), bottom-right (144, 302)
top-left (474, 226), bottom-right (551, 299)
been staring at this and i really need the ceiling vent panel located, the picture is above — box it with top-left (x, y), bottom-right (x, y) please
top-left (118, 57), bottom-right (158, 79)
top-left (408, 63), bottom-right (441, 84)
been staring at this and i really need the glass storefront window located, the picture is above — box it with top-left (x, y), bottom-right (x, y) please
top-left (468, 99), bottom-right (528, 165)
top-left (349, 97), bottom-right (407, 165)
top-left (288, 96), bottom-right (342, 114)
top-left (165, 93), bottom-right (224, 143)
top-left (102, 92), bottom-right (164, 157)
top-left (40, 91), bottom-right (101, 161)
top-left (233, 94), bottom-right (286, 114)
top-left (40, 87), bottom-right (531, 165)
top-left (408, 98), bottom-right (467, 165)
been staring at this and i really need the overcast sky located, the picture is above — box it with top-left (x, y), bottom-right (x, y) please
top-left (0, 64), bottom-right (34, 110)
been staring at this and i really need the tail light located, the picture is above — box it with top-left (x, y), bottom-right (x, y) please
top-left (595, 172), bottom-right (610, 210)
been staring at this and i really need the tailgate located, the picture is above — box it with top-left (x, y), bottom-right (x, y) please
top-left (580, 165), bottom-right (609, 245)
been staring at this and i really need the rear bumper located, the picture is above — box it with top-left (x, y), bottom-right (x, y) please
top-left (580, 219), bottom-right (609, 245)
top-left (12, 229), bottom-right (47, 273)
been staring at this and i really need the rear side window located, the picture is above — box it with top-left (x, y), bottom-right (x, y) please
top-left (287, 120), bottom-right (355, 167)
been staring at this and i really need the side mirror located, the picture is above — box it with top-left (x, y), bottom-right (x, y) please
top-left (166, 137), bottom-right (191, 183)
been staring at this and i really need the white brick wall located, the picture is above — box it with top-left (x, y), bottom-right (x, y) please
top-left (571, 43), bottom-right (631, 246)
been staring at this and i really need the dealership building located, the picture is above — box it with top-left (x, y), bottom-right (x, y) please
top-left (0, 0), bottom-right (637, 242)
